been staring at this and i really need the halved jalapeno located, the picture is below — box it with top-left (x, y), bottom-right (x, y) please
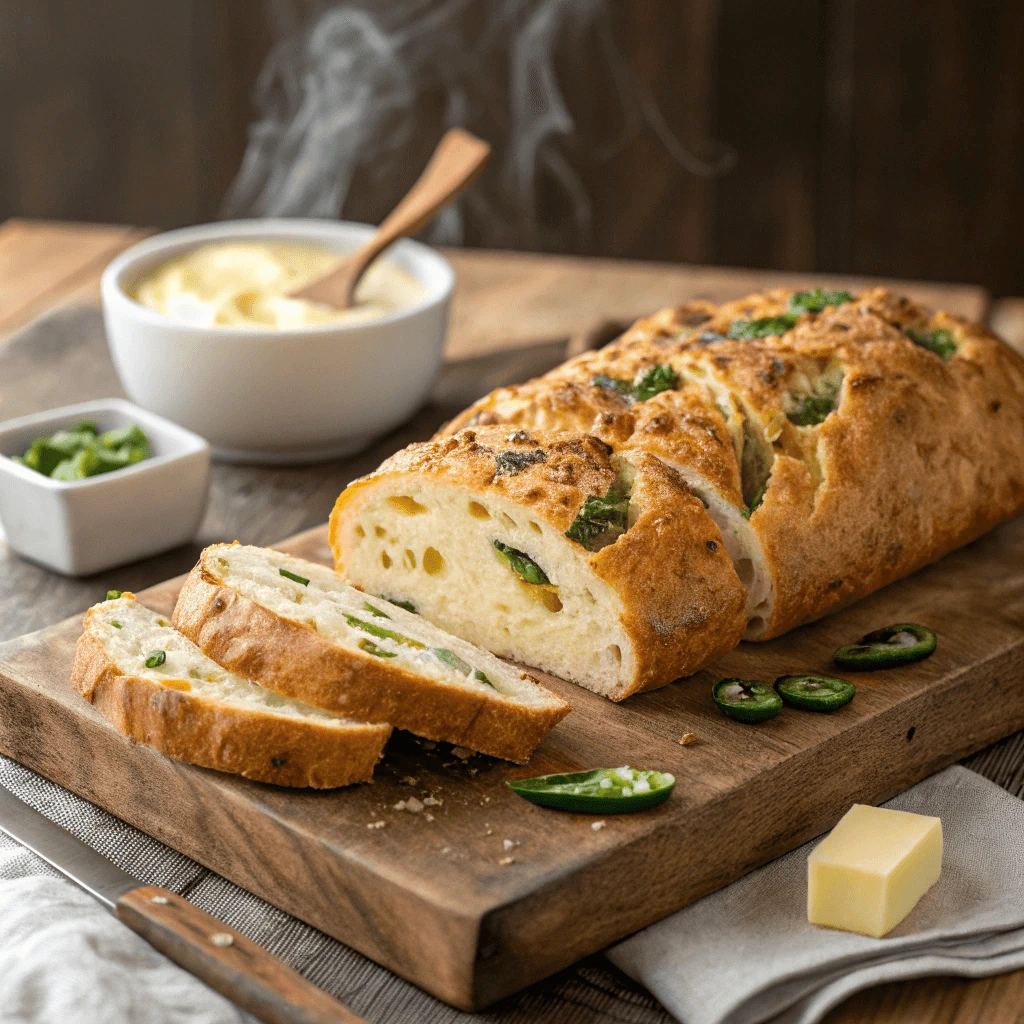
top-left (833, 623), bottom-right (936, 670)
top-left (775, 673), bottom-right (855, 711)
top-left (711, 678), bottom-right (782, 723)
top-left (507, 766), bottom-right (674, 813)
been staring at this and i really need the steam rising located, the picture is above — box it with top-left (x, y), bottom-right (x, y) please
top-left (223, 1), bottom-right (733, 249)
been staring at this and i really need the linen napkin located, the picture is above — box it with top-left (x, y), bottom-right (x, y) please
top-left (608, 765), bottom-right (1024, 1024)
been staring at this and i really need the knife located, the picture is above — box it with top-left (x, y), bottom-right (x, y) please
top-left (0, 784), bottom-right (366, 1024)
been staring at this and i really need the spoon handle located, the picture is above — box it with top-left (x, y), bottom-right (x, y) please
top-left (292, 128), bottom-right (491, 309)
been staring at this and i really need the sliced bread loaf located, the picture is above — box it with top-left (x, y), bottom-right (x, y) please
top-left (328, 430), bottom-right (747, 700)
top-left (171, 544), bottom-right (571, 763)
top-left (72, 595), bottom-right (390, 787)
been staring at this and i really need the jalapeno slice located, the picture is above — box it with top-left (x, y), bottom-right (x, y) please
top-left (507, 766), bottom-right (675, 813)
top-left (711, 678), bottom-right (783, 723)
top-left (775, 673), bottom-right (855, 711)
top-left (833, 623), bottom-right (936, 670)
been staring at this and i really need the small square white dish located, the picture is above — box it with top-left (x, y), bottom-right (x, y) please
top-left (0, 398), bottom-right (210, 576)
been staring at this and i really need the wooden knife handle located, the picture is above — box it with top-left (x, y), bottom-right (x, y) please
top-left (116, 886), bottom-right (366, 1024)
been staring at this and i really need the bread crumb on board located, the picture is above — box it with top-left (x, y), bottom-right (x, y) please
top-left (367, 820), bottom-right (387, 829)
top-left (393, 796), bottom-right (425, 813)
top-left (592, 821), bottom-right (606, 831)
top-left (678, 733), bottom-right (697, 746)
top-left (498, 856), bottom-right (515, 866)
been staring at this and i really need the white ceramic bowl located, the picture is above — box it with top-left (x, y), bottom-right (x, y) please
top-left (0, 399), bottom-right (210, 577)
top-left (101, 219), bottom-right (455, 464)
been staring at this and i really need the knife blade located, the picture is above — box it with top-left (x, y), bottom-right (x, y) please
top-left (0, 784), bottom-right (365, 1024)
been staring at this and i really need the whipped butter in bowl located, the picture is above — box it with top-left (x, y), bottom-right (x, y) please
top-left (133, 241), bottom-right (430, 330)
top-left (102, 219), bottom-right (454, 464)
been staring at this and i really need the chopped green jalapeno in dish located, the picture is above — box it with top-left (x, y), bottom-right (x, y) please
top-left (833, 623), bottom-right (937, 670)
top-left (565, 484), bottom-right (630, 550)
top-left (493, 540), bottom-right (551, 586)
top-left (343, 614), bottom-right (426, 649)
top-left (106, 590), bottom-right (122, 600)
top-left (145, 650), bottom-right (166, 668)
top-left (474, 669), bottom-right (495, 688)
top-left (278, 568), bottom-right (310, 586)
top-left (787, 289), bottom-right (854, 315)
top-left (13, 420), bottom-right (150, 480)
top-left (434, 647), bottom-right (472, 675)
top-left (111, 622), bottom-right (122, 629)
top-left (728, 315), bottom-right (798, 340)
top-left (508, 766), bottom-right (675, 813)
top-left (383, 596), bottom-right (417, 613)
top-left (358, 638), bottom-right (397, 659)
top-left (712, 678), bottom-right (783, 723)
top-left (775, 673), bottom-right (856, 711)
top-left (363, 602), bottom-right (390, 618)
top-left (905, 327), bottom-right (956, 361)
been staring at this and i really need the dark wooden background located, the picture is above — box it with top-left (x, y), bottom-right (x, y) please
top-left (1, 1), bottom-right (1021, 296)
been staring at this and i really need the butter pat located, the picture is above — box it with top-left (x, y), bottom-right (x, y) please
top-left (808, 804), bottom-right (942, 938)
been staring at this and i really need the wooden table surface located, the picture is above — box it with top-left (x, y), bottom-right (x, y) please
top-left (1, 216), bottom-right (1021, 1023)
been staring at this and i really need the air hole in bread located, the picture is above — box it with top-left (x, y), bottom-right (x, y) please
top-left (736, 558), bottom-right (755, 587)
top-left (746, 615), bottom-right (764, 634)
top-left (498, 511), bottom-right (517, 531)
top-left (583, 589), bottom-right (596, 605)
top-left (468, 501), bottom-right (490, 520)
top-left (354, 524), bottom-right (365, 538)
top-left (403, 549), bottom-right (416, 570)
top-left (388, 495), bottom-right (428, 515)
top-left (529, 521), bottom-right (543, 534)
top-left (423, 547), bottom-right (444, 575)
top-left (540, 590), bottom-right (563, 613)
top-left (381, 550), bottom-right (392, 569)
top-left (607, 644), bottom-right (622, 665)
top-left (374, 526), bottom-right (387, 538)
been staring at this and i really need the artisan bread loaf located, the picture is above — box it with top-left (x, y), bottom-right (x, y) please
top-left (172, 544), bottom-right (570, 762)
top-left (330, 286), bottom-right (1024, 695)
top-left (71, 595), bottom-right (390, 787)
top-left (329, 430), bottom-right (747, 700)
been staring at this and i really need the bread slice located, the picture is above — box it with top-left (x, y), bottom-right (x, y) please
top-left (71, 595), bottom-right (390, 787)
top-left (328, 430), bottom-right (747, 700)
top-left (171, 544), bottom-right (571, 763)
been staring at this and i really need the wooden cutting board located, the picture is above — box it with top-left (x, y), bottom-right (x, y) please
top-left (2, 518), bottom-right (1024, 1010)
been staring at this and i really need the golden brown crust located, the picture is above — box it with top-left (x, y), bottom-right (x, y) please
top-left (172, 550), bottom-right (570, 762)
top-left (664, 289), bottom-right (1024, 635)
top-left (70, 616), bottom-right (389, 788)
top-left (588, 452), bottom-right (746, 695)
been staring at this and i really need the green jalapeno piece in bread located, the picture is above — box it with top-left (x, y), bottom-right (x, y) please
top-left (833, 623), bottom-right (936, 670)
top-left (775, 673), bottom-right (855, 711)
top-left (508, 766), bottom-right (674, 813)
top-left (712, 678), bottom-right (783, 723)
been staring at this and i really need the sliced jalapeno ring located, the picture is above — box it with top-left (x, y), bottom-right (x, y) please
top-left (507, 766), bottom-right (675, 813)
top-left (711, 678), bottom-right (783, 723)
top-left (833, 623), bottom-right (936, 670)
top-left (775, 673), bottom-right (855, 711)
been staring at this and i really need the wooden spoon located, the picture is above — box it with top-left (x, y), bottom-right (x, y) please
top-left (290, 128), bottom-right (491, 310)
